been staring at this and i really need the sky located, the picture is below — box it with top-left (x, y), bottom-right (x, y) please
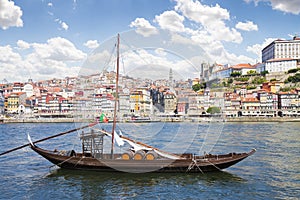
top-left (0, 0), bottom-right (300, 83)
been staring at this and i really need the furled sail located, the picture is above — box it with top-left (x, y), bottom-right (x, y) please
top-left (98, 129), bottom-right (184, 160)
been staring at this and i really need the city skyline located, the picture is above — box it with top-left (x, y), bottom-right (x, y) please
top-left (1, 0), bottom-right (300, 82)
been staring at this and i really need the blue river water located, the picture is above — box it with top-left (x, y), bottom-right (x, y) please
top-left (0, 122), bottom-right (299, 199)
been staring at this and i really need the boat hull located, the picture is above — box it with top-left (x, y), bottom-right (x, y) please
top-left (31, 145), bottom-right (255, 173)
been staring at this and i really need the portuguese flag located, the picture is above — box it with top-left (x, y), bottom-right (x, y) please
top-left (99, 113), bottom-right (108, 123)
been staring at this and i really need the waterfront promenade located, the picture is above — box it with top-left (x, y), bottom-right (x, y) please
top-left (1, 116), bottom-right (300, 123)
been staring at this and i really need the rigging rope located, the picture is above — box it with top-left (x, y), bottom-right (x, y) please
top-left (205, 159), bottom-right (222, 171)
top-left (186, 158), bottom-right (204, 174)
top-left (119, 36), bottom-right (157, 74)
top-left (99, 39), bottom-right (117, 72)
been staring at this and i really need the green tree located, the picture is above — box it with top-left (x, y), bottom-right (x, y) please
top-left (192, 82), bottom-right (206, 92)
top-left (286, 73), bottom-right (300, 83)
top-left (207, 106), bottom-right (221, 114)
top-left (246, 85), bottom-right (257, 90)
top-left (192, 83), bottom-right (201, 92)
top-left (252, 77), bottom-right (266, 85)
top-left (261, 70), bottom-right (269, 76)
top-left (236, 77), bottom-right (249, 82)
top-left (247, 70), bottom-right (257, 75)
top-left (294, 73), bottom-right (300, 82)
top-left (280, 87), bottom-right (292, 92)
top-left (227, 78), bottom-right (233, 84)
top-left (287, 68), bottom-right (299, 74)
top-left (230, 72), bottom-right (241, 77)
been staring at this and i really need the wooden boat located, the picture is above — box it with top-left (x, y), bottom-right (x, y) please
top-left (29, 133), bottom-right (256, 173)
top-left (27, 34), bottom-right (256, 173)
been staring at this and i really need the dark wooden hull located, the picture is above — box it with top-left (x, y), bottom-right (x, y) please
top-left (30, 145), bottom-right (256, 173)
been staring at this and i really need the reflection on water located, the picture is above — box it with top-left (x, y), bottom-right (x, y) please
top-left (0, 122), bottom-right (299, 199)
top-left (44, 169), bottom-right (246, 199)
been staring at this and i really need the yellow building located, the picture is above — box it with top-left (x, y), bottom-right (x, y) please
top-left (129, 88), bottom-right (151, 115)
top-left (6, 92), bottom-right (26, 113)
top-left (269, 82), bottom-right (284, 93)
top-left (130, 91), bottom-right (142, 112)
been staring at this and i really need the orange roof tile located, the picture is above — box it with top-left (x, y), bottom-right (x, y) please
top-left (231, 63), bottom-right (254, 69)
top-left (241, 97), bottom-right (259, 102)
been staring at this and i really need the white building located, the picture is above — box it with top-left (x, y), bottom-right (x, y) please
top-left (58, 88), bottom-right (75, 98)
top-left (231, 63), bottom-right (256, 75)
top-left (23, 84), bottom-right (34, 97)
top-left (213, 63), bottom-right (257, 80)
top-left (262, 36), bottom-right (300, 62)
top-left (119, 93), bottom-right (130, 116)
top-left (215, 68), bottom-right (232, 79)
top-left (265, 58), bottom-right (298, 73)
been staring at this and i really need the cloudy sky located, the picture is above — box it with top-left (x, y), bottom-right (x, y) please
top-left (0, 0), bottom-right (300, 82)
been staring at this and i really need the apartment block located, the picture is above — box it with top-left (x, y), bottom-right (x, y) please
top-left (262, 36), bottom-right (300, 62)
top-left (6, 92), bottom-right (26, 114)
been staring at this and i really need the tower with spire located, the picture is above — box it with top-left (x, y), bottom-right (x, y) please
top-left (169, 68), bottom-right (173, 87)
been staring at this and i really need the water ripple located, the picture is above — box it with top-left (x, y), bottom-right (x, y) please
top-left (0, 122), bottom-right (299, 199)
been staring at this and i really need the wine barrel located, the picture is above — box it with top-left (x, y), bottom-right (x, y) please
top-left (145, 152), bottom-right (158, 160)
top-left (133, 150), bottom-right (146, 160)
top-left (121, 151), bottom-right (133, 160)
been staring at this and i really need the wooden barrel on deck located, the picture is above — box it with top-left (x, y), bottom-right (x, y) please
top-left (133, 150), bottom-right (146, 160)
top-left (145, 152), bottom-right (158, 160)
top-left (121, 151), bottom-right (133, 160)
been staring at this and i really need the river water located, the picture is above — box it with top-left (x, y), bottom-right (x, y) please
top-left (0, 122), bottom-right (299, 199)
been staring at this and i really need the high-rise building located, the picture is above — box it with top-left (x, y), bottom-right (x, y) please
top-left (262, 36), bottom-right (300, 62)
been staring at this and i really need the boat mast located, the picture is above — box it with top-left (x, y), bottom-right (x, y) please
top-left (111, 33), bottom-right (120, 159)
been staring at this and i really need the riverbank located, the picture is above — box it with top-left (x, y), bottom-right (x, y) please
top-left (225, 117), bottom-right (300, 122)
top-left (1, 116), bottom-right (300, 123)
top-left (0, 118), bottom-right (85, 123)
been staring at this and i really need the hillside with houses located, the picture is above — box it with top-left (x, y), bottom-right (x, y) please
top-left (1, 37), bottom-right (300, 122)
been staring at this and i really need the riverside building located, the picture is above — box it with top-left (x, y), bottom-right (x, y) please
top-left (262, 36), bottom-right (300, 62)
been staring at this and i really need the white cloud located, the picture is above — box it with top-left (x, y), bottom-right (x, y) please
top-left (130, 18), bottom-right (158, 37)
top-left (171, 33), bottom-right (198, 46)
top-left (55, 18), bottom-right (69, 31)
top-left (48, 2), bottom-right (53, 7)
top-left (174, 0), bottom-right (243, 43)
top-left (61, 21), bottom-right (69, 30)
top-left (17, 40), bottom-right (30, 50)
top-left (0, 45), bottom-right (22, 63)
top-left (128, 0), bottom-right (255, 67)
top-left (175, 0), bottom-right (230, 22)
top-left (246, 38), bottom-right (276, 61)
top-left (154, 48), bottom-right (167, 57)
top-left (236, 21), bottom-right (258, 31)
top-left (0, 45), bottom-right (32, 82)
top-left (244, 0), bottom-right (300, 15)
top-left (0, 0), bottom-right (23, 30)
top-left (84, 40), bottom-right (99, 49)
top-left (223, 51), bottom-right (255, 65)
top-left (121, 48), bottom-right (187, 80)
top-left (32, 37), bottom-right (86, 61)
top-left (0, 38), bottom-right (86, 82)
top-left (154, 10), bottom-right (185, 32)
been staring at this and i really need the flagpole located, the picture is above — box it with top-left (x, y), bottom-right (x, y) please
top-left (111, 33), bottom-right (120, 159)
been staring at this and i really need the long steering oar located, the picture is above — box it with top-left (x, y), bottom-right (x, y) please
top-left (0, 122), bottom-right (98, 157)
